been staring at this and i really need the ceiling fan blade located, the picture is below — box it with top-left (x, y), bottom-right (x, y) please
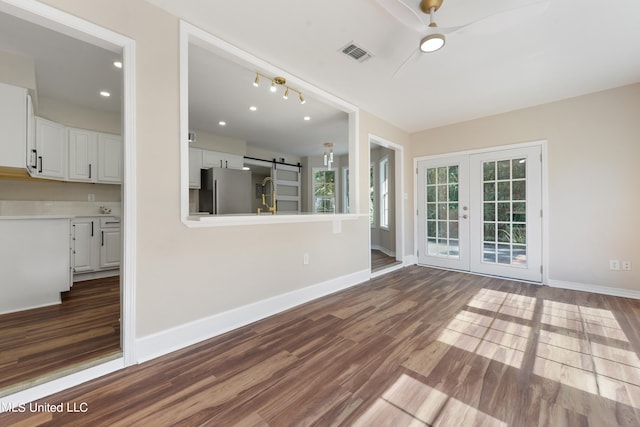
top-left (392, 48), bottom-right (421, 78)
top-left (441, 0), bottom-right (551, 36)
top-left (375, 0), bottom-right (425, 32)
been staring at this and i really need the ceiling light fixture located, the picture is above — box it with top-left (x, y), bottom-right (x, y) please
top-left (323, 142), bottom-right (334, 170)
top-left (252, 72), bottom-right (307, 105)
top-left (420, 4), bottom-right (445, 53)
top-left (99, 91), bottom-right (110, 97)
top-left (113, 60), bottom-right (123, 69)
top-left (249, 106), bottom-right (257, 111)
top-left (304, 116), bottom-right (311, 121)
top-left (218, 121), bottom-right (226, 126)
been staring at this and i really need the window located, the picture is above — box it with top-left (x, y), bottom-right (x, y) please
top-left (342, 167), bottom-right (349, 213)
top-left (380, 157), bottom-right (389, 229)
top-left (369, 164), bottom-right (375, 226)
top-left (313, 169), bottom-right (336, 213)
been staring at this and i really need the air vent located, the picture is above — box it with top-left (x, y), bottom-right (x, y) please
top-left (340, 42), bottom-right (373, 62)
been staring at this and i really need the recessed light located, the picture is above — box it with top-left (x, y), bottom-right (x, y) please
top-left (249, 106), bottom-right (257, 111)
top-left (304, 116), bottom-right (311, 121)
top-left (99, 91), bottom-right (110, 97)
top-left (218, 121), bottom-right (226, 126)
top-left (113, 61), bottom-right (123, 69)
top-left (242, 166), bottom-right (250, 171)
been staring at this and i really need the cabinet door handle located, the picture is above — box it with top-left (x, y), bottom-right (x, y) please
top-left (225, 160), bottom-right (228, 168)
top-left (220, 160), bottom-right (223, 168)
top-left (89, 164), bottom-right (92, 179)
top-left (91, 221), bottom-right (94, 237)
top-left (38, 156), bottom-right (43, 173)
top-left (31, 149), bottom-right (37, 169)
top-left (101, 231), bottom-right (104, 246)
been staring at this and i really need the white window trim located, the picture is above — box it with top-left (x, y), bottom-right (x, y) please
top-left (179, 21), bottom-right (361, 226)
top-left (369, 162), bottom-right (376, 229)
top-left (379, 156), bottom-right (389, 230)
top-left (342, 166), bottom-right (349, 214)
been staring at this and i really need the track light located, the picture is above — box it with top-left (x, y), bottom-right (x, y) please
top-left (251, 72), bottom-right (307, 107)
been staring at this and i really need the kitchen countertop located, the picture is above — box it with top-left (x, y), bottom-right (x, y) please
top-left (0, 214), bottom-right (119, 220)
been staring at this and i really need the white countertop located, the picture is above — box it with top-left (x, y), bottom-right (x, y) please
top-left (0, 215), bottom-right (75, 220)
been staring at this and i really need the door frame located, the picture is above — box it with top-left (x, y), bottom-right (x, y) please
top-left (414, 140), bottom-right (549, 284)
top-left (369, 133), bottom-right (405, 277)
top-left (0, 0), bottom-right (137, 405)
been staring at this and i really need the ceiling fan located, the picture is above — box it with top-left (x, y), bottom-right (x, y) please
top-left (376, 0), bottom-right (550, 72)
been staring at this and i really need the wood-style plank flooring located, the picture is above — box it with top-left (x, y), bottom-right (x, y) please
top-left (371, 249), bottom-right (401, 272)
top-left (0, 277), bottom-right (121, 397)
top-left (3, 266), bottom-right (640, 426)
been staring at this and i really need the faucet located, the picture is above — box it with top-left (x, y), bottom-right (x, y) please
top-left (260, 176), bottom-right (276, 214)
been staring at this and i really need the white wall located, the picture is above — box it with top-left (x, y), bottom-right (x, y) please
top-left (411, 84), bottom-right (640, 292)
top-left (40, 0), bottom-right (372, 341)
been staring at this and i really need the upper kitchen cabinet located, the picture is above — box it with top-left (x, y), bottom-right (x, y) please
top-left (68, 128), bottom-right (122, 184)
top-left (0, 82), bottom-right (28, 169)
top-left (97, 133), bottom-right (122, 183)
top-left (33, 117), bottom-right (67, 180)
top-left (202, 150), bottom-right (244, 170)
top-left (68, 127), bottom-right (98, 182)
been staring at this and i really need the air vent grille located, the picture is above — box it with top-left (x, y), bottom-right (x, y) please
top-left (340, 42), bottom-right (372, 62)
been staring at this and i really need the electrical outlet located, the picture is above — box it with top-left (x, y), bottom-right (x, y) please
top-left (622, 261), bottom-right (632, 271)
top-left (609, 260), bottom-right (620, 270)
top-left (303, 253), bottom-right (309, 265)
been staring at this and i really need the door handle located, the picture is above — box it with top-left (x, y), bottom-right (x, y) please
top-left (461, 214), bottom-right (468, 219)
top-left (89, 163), bottom-right (92, 179)
top-left (38, 156), bottom-right (43, 173)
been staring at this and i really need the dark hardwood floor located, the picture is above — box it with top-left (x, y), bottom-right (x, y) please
top-left (3, 266), bottom-right (640, 426)
top-left (0, 276), bottom-right (121, 397)
top-left (371, 249), bottom-right (401, 272)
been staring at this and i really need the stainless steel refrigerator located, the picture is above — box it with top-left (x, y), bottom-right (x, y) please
top-left (199, 167), bottom-right (252, 214)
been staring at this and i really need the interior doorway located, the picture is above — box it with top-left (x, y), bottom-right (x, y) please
top-left (369, 135), bottom-right (404, 276)
top-left (0, 0), bottom-right (135, 403)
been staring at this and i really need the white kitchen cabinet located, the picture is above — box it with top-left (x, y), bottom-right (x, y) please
top-left (68, 127), bottom-right (98, 182)
top-left (201, 149), bottom-right (244, 170)
top-left (72, 217), bottom-right (99, 273)
top-left (98, 133), bottom-right (122, 183)
top-left (1, 218), bottom-right (71, 314)
top-left (189, 147), bottom-right (202, 189)
top-left (0, 82), bottom-right (27, 169)
top-left (34, 117), bottom-right (67, 180)
top-left (26, 94), bottom-right (35, 173)
top-left (100, 217), bottom-right (121, 269)
top-left (72, 216), bottom-right (120, 275)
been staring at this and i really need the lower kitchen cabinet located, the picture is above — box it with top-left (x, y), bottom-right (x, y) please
top-left (99, 217), bottom-right (121, 269)
top-left (72, 216), bottom-right (120, 275)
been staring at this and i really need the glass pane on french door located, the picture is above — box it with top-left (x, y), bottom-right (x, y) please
top-left (417, 156), bottom-right (470, 271)
top-left (470, 146), bottom-right (542, 282)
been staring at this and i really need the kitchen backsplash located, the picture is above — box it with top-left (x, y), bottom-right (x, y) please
top-left (0, 200), bottom-right (121, 216)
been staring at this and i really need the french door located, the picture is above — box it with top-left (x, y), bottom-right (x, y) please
top-left (417, 145), bottom-right (542, 282)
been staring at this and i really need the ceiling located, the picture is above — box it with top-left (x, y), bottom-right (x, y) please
top-left (2, 0), bottom-right (638, 159)
top-left (149, 0), bottom-right (640, 133)
top-left (0, 10), bottom-right (122, 113)
top-left (188, 44), bottom-right (349, 158)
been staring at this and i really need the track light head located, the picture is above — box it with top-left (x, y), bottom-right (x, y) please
top-left (253, 73), bottom-right (260, 87)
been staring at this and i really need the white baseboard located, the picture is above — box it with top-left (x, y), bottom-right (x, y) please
top-left (371, 245), bottom-right (396, 258)
top-left (403, 254), bottom-right (417, 266)
top-left (135, 269), bottom-right (371, 363)
top-left (547, 279), bottom-right (640, 300)
top-left (73, 269), bottom-right (119, 282)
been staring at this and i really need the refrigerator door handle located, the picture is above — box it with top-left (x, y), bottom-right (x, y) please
top-left (214, 179), bottom-right (218, 215)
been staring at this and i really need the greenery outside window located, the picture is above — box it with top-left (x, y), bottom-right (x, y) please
top-left (313, 169), bottom-right (336, 213)
top-left (380, 157), bottom-right (389, 229)
top-left (369, 164), bottom-right (375, 226)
